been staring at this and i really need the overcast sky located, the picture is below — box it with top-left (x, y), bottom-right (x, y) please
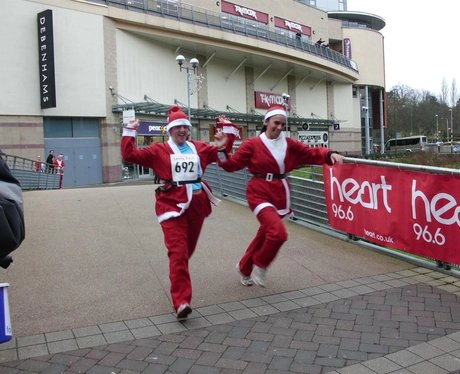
top-left (346, 0), bottom-right (459, 96)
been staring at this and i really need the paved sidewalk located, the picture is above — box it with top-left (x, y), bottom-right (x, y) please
top-left (0, 267), bottom-right (459, 373)
top-left (0, 185), bottom-right (459, 373)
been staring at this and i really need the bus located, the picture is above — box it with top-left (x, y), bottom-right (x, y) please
top-left (385, 135), bottom-right (427, 153)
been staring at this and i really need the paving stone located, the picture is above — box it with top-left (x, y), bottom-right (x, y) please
top-left (72, 325), bottom-right (102, 338)
top-left (16, 334), bottom-right (46, 347)
top-left (3, 279), bottom-right (460, 374)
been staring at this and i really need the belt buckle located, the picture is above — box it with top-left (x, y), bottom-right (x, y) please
top-left (265, 173), bottom-right (274, 182)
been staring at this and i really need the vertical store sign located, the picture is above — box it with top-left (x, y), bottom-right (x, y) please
top-left (343, 38), bottom-right (352, 59)
top-left (37, 9), bottom-right (56, 109)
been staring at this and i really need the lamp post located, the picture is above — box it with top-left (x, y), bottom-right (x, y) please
top-left (175, 55), bottom-right (199, 120)
top-left (281, 93), bottom-right (290, 135)
top-left (440, 118), bottom-right (449, 141)
top-left (449, 108), bottom-right (454, 153)
top-left (435, 114), bottom-right (439, 142)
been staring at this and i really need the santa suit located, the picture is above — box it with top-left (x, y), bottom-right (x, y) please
top-left (53, 158), bottom-right (65, 189)
top-left (219, 132), bottom-right (334, 276)
top-left (121, 131), bottom-right (231, 311)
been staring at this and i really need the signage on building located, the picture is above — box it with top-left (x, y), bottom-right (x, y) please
top-left (221, 0), bottom-right (269, 24)
top-left (254, 91), bottom-right (290, 110)
top-left (273, 17), bottom-right (311, 36)
top-left (343, 38), bottom-right (352, 59)
top-left (138, 121), bottom-right (168, 136)
top-left (298, 131), bottom-right (329, 147)
top-left (37, 9), bottom-right (56, 109)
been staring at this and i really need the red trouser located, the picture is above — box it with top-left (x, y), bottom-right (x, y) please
top-left (160, 192), bottom-right (211, 311)
top-left (239, 207), bottom-right (288, 276)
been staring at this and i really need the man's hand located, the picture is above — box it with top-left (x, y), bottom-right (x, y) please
top-left (125, 119), bottom-right (140, 130)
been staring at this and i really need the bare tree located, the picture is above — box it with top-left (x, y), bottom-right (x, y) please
top-left (450, 78), bottom-right (458, 108)
top-left (440, 78), bottom-right (449, 105)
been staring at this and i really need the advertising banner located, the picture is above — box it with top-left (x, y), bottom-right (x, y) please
top-left (221, 0), bottom-right (269, 24)
top-left (323, 163), bottom-right (460, 265)
top-left (137, 121), bottom-right (168, 136)
top-left (254, 91), bottom-right (291, 110)
top-left (298, 131), bottom-right (328, 147)
top-left (343, 38), bottom-right (352, 59)
top-left (274, 17), bottom-right (311, 36)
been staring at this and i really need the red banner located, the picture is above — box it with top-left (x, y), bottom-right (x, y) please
top-left (273, 16), bottom-right (311, 36)
top-left (323, 163), bottom-right (460, 265)
top-left (254, 91), bottom-right (291, 110)
top-left (221, 0), bottom-right (269, 24)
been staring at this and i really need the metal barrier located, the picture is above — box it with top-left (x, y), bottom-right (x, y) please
top-left (204, 160), bottom-right (459, 275)
top-left (1, 154), bottom-right (60, 190)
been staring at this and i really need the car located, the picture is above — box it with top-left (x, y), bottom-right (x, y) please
top-left (452, 144), bottom-right (460, 153)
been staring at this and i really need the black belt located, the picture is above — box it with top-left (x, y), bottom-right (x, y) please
top-left (160, 178), bottom-right (201, 186)
top-left (156, 178), bottom-right (202, 193)
top-left (252, 173), bottom-right (286, 181)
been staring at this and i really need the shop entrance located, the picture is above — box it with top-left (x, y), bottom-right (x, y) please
top-left (122, 120), bottom-right (168, 180)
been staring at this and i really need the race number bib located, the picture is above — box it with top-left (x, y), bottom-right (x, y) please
top-left (170, 154), bottom-right (199, 182)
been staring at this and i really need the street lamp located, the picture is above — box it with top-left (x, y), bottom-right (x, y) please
top-left (281, 93), bottom-right (290, 135)
top-left (449, 108), bottom-right (454, 152)
top-left (435, 114), bottom-right (439, 142)
top-left (175, 55), bottom-right (199, 120)
top-left (440, 118), bottom-right (449, 141)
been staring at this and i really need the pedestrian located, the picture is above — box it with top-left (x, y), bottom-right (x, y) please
top-left (217, 104), bottom-right (344, 287)
top-left (120, 105), bottom-right (234, 320)
top-left (53, 153), bottom-right (65, 189)
top-left (46, 150), bottom-right (54, 173)
top-left (34, 155), bottom-right (44, 172)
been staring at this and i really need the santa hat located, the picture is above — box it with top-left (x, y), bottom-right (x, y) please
top-left (215, 115), bottom-right (241, 139)
top-left (264, 105), bottom-right (287, 121)
top-left (166, 105), bottom-right (192, 133)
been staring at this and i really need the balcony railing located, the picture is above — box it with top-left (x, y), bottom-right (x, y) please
top-left (87, 0), bottom-right (358, 72)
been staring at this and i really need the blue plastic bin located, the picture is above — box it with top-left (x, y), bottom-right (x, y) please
top-left (0, 283), bottom-right (12, 343)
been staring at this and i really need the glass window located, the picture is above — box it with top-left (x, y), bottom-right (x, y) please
top-left (43, 117), bottom-right (100, 138)
top-left (44, 118), bottom-right (72, 138)
top-left (72, 118), bottom-right (99, 137)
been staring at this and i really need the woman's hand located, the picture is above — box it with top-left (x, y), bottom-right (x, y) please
top-left (330, 152), bottom-right (345, 165)
top-left (214, 132), bottom-right (228, 150)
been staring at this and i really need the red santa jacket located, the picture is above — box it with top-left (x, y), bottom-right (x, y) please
top-left (121, 135), bottom-right (229, 222)
top-left (219, 132), bottom-right (334, 217)
top-left (53, 158), bottom-right (65, 174)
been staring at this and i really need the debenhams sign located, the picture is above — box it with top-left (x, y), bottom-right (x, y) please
top-left (37, 9), bottom-right (56, 109)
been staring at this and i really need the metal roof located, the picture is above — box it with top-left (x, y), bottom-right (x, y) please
top-left (112, 101), bottom-right (335, 127)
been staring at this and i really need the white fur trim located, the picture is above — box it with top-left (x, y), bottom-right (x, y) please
top-left (253, 202), bottom-right (291, 218)
top-left (201, 183), bottom-right (221, 206)
top-left (264, 108), bottom-right (286, 120)
top-left (260, 132), bottom-right (287, 173)
top-left (122, 128), bottom-right (137, 137)
top-left (166, 118), bottom-right (192, 132)
top-left (253, 202), bottom-right (274, 216)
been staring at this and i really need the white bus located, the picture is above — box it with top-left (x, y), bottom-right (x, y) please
top-left (385, 135), bottom-right (427, 153)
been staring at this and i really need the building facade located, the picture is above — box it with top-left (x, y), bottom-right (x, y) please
top-left (0, 0), bottom-right (386, 187)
